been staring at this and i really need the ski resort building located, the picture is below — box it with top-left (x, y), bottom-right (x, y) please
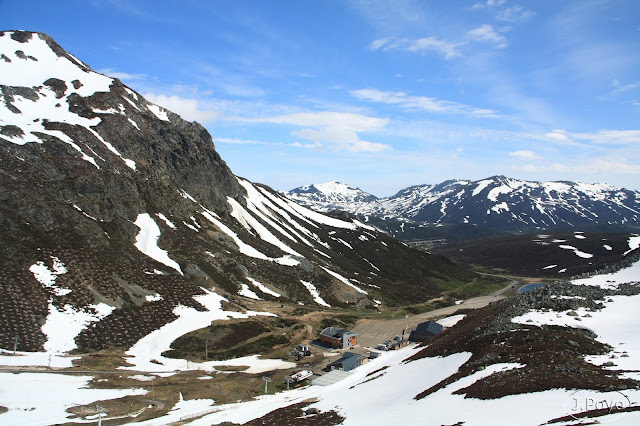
top-left (324, 351), bottom-right (367, 372)
top-left (409, 321), bottom-right (443, 342)
top-left (319, 327), bottom-right (358, 349)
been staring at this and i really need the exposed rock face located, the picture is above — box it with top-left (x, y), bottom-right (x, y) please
top-left (0, 31), bottom-right (474, 352)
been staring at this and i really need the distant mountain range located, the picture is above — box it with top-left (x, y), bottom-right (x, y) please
top-left (284, 177), bottom-right (640, 237)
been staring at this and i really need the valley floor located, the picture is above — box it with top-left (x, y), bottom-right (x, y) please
top-left (1, 264), bottom-right (640, 425)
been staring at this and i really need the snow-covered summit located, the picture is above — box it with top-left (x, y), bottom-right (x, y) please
top-left (285, 181), bottom-right (380, 213)
top-left (0, 30), bottom-right (173, 170)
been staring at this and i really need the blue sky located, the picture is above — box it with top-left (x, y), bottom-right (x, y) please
top-left (3, 0), bottom-right (640, 196)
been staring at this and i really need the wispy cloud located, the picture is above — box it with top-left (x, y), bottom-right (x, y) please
top-left (97, 68), bottom-right (148, 81)
top-left (514, 159), bottom-right (640, 176)
top-left (609, 80), bottom-right (640, 96)
top-left (369, 24), bottom-right (508, 60)
top-left (546, 129), bottom-right (640, 145)
top-left (496, 6), bottom-right (535, 22)
top-left (212, 137), bottom-right (274, 145)
top-left (228, 112), bottom-right (391, 153)
top-left (509, 150), bottom-right (542, 160)
top-left (467, 24), bottom-right (508, 48)
top-left (350, 88), bottom-right (498, 116)
top-left (369, 37), bottom-right (461, 60)
top-left (143, 93), bottom-right (220, 124)
top-left (472, 0), bottom-right (507, 9)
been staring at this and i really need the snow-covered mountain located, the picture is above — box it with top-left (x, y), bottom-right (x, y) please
top-left (284, 181), bottom-right (380, 213)
top-left (0, 31), bottom-right (473, 354)
top-left (285, 176), bottom-right (640, 233)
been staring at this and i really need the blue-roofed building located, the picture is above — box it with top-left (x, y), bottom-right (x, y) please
top-left (324, 351), bottom-right (367, 372)
top-left (409, 321), bottom-right (443, 342)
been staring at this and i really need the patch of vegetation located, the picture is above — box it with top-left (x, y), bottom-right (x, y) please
top-left (448, 275), bottom-right (510, 299)
top-left (209, 334), bottom-right (291, 361)
top-left (163, 317), bottom-right (303, 362)
top-left (318, 314), bottom-right (360, 331)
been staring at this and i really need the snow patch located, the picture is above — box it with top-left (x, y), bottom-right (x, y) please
top-left (29, 257), bottom-right (70, 296)
top-left (246, 277), bottom-right (281, 298)
top-left (300, 280), bottom-right (331, 307)
top-left (558, 245), bottom-right (593, 259)
top-left (238, 284), bottom-right (261, 300)
top-left (42, 302), bottom-right (114, 353)
top-left (133, 213), bottom-right (183, 275)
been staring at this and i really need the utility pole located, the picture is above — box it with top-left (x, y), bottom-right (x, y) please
top-left (96, 405), bottom-right (106, 426)
top-left (262, 376), bottom-right (272, 394)
top-left (13, 336), bottom-right (18, 354)
top-left (205, 339), bottom-right (209, 359)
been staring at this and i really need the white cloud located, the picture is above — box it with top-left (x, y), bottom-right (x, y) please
top-left (212, 137), bottom-right (274, 145)
top-left (467, 24), bottom-right (508, 48)
top-left (290, 141), bottom-right (323, 150)
top-left (472, 0), bottom-right (507, 10)
top-left (545, 129), bottom-right (572, 142)
top-left (350, 88), bottom-right (497, 116)
top-left (572, 129), bottom-right (640, 145)
top-left (228, 112), bottom-right (391, 153)
top-left (546, 129), bottom-right (640, 145)
top-left (610, 80), bottom-right (640, 96)
top-left (496, 6), bottom-right (535, 22)
top-left (514, 159), bottom-right (640, 176)
top-left (369, 37), bottom-right (461, 60)
top-left (96, 68), bottom-right (148, 81)
top-left (144, 93), bottom-right (220, 124)
top-left (509, 150), bottom-right (542, 160)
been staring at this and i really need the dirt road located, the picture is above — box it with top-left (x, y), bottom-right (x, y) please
top-left (352, 282), bottom-right (514, 348)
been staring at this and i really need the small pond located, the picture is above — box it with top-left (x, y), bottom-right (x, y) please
top-left (519, 283), bottom-right (546, 293)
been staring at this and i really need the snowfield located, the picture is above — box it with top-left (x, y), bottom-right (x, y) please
top-left (0, 372), bottom-right (146, 425)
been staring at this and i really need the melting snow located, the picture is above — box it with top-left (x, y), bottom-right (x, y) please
top-left (320, 266), bottom-right (368, 294)
top-left (238, 284), bottom-right (261, 300)
top-left (146, 103), bottom-right (169, 121)
top-left (29, 256), bottom-right (70, 296)
top-left (436, 314), bottom-right (466, 327)
top-left (133, 213), bottom-right (183, 275)
top-left (300, 280), bottom-right (331, 307)
top-left (623, 235), bottom-right (640, 255)
top-left (156, 213), bottom-right (176, 229)
top-left (558, 245), bottom-right (593, 259)
top-left (42, 302), bottom-right (114, 353)
top-left (200, 210), bottom-right (300, 266)
top-left (0, 372), bottom-right (146, 425)
top-left (246, 277), bottom-right (281, 298)
top-left (145, 293), bottom-right (163, 302)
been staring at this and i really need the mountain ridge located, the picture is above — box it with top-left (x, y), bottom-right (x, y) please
top-left (284, 175), bottom-right (640, 235)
